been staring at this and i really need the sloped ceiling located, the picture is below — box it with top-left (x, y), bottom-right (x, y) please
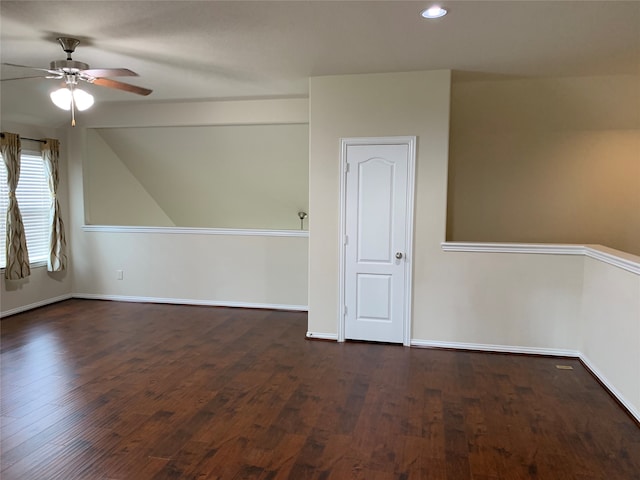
top-left (93, 124), bottom-right (309, 229)
top-left (1, 0), bottom-right (639, 127)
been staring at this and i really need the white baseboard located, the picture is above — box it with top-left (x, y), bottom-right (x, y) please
top-left (306, 331), bottom-right (339, 340)
top-left (71, 293), bottom-right (308, 312)
top-left (411, 338), bottom-right (639, 423)
top-left (579, 354), bottom-right (640, 423)
top-left (0, 294), bottom-right (73, 318)
top-left (410, 338), bottom-right (581, 358)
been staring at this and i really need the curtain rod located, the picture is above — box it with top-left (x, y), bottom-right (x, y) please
top-left (0, 132), bottom-right (46, 143)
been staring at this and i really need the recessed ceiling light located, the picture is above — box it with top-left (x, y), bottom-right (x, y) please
top-left (421, 6), bottom-right (448, 19)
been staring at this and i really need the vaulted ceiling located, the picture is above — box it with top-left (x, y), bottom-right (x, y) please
top-left (1, 0), bottom-right (639, 127)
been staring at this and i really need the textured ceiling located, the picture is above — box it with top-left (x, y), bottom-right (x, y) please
top-left (1, 0), bottom-right (639, 127)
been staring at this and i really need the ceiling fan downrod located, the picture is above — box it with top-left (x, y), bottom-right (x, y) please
top-left (57, 37), bottom-right (80, 60)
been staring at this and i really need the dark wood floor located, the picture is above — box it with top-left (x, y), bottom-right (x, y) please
top-left (1, 300), bottom-right (639, 479)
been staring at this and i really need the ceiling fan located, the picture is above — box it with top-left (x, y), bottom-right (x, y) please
top-left (2, 37), bottom-right (152, 126)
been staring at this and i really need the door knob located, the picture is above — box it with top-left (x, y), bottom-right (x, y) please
top-left (395, 252), bottom-right (403, 259)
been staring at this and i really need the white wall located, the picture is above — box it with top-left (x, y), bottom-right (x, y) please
top-left (71, 229), bottom-right (308, 308)
top-left (0, 121), bottom-right (72, 316)
top-left (68, 98), bottom-right (309, 309)
top-left (581, 253), bottom-right (640, 417)
top-left (416, 251), bottom-right (584, 352)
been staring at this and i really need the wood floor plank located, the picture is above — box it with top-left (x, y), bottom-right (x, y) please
top-left (1, 299), bottom-right (639, 480)
top-left (0, 441), bottom-right (64, 479)
top-left (1, 402), bottom-right (72, 450)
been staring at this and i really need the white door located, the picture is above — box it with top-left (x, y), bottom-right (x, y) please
top-left (341, 138), bottom-right (415, 345)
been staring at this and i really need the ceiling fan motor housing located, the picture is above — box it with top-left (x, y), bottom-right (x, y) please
top-left (50, 59), bottom-right (89, 73)
top-left (52, 37), bottom-right (87, 72)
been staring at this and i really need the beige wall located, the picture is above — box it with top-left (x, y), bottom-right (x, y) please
top-left (0, 121), bottom-right (72, 316)
top-left (67, 98), bottom-right (309, 309)
top-left (308, 70), bottom-right (453, 335)
top-left (448, 74), bottom-right (640, 256)
top-left (88, 124), bottom-right (309, 229)
top-left (307, 70), bottom-right (584, 353)
top-left (85, 129), bottom-right (175, 226)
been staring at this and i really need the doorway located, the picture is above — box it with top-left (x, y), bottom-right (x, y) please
top-left (338, 137), bottom-right (416, 345)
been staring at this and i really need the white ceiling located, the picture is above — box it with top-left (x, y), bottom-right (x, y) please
top-left (1, 0), bottom-right (639, 127)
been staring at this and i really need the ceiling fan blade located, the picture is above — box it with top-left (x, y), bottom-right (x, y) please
top-left (92, 77), bottom-right (152, 96)
top-left (1, 75), bottom-right (49, 82)
top-left (2, 62), bottom-right (60, 76)
top-left (82, 68), bottom-right (139, 78)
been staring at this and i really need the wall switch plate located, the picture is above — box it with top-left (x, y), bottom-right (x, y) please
top-left (117, 270), bottom-right (124, 280)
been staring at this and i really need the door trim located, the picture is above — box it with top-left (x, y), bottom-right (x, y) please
top-left (338, 136), bottom-right (417, 346)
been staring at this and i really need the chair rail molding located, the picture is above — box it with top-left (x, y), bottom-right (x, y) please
top-left (82, 225), bottom-right (309, 238)
top-left (441, 242), bottom-right (640, 275)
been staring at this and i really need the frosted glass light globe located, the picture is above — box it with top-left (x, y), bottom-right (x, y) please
top-left (50, 87), bottom-right (94, 111)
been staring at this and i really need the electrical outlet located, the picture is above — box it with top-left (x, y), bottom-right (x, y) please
top-left (116, 270), bottom-right (124, 280)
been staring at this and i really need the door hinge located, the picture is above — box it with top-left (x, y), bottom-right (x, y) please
top-left (344, 234), bottom-right (349, 245)
top-left (345, 162), bottom-right (350, 173)
top-left (344, 305), bottom-right (348, 316)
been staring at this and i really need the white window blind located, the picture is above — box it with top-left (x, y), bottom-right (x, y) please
top-left (0, 153), bottom-right (50, 269)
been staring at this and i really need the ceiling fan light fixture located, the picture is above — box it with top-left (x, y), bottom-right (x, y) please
top-left (50, 88), bottom-right (72, 110)
top-left (50, 87), bottom-right (94, 111)
top-left (72, 88), bottom-right (94, 111)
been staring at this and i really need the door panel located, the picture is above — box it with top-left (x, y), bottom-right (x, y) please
top-left (357, 159), bottom-right (393, 262)
top-left (344, 143), bottom-right (409, 344)
top-left (356, 274), bottom-right (391, 321)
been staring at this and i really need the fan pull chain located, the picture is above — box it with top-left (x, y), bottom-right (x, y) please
top-left (70, 83), bottom-right (76, 127)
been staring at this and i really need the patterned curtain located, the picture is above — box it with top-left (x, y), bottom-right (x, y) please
top-left (41, 139), bottom-right (67, 272)
top-left (1, 132), bottom-right (30, 279)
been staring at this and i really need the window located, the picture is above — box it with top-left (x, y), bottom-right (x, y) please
top-left (0, 152), bottom-right (50, 269)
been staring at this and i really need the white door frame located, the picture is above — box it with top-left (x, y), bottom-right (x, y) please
top-left (338, 136), bottom-right (417, 346)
